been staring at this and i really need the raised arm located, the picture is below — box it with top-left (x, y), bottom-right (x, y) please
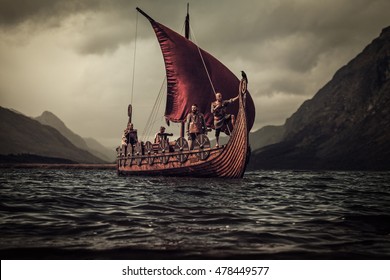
top-left (230, 95), bottom-right (239, 103)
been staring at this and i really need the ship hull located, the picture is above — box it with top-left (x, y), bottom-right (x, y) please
top-left (117, 92), bottom-right (250, 178)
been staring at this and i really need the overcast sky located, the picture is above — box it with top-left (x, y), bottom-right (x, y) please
top-left (1, 0), bottom-right (389, 148)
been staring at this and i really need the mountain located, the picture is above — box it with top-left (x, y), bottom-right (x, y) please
top-left (84, 137), bottom-right (115, 163)
top-left (0, 107), bottom-right (105, 164)
top-left (249, 26), bottom-right (390, 171)
top-left (249, 125), bottom-right (285, 151)
top-left (35, 111), bottom-right (115, 162)
top-left (35, 111), bottom-right (89, 150)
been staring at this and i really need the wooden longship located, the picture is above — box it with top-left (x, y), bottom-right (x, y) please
top-left (116, 7), bottom-right (256, 178)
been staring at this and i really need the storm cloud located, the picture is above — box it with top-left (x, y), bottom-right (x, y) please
top-left (1, 0), bottom-right (389, 147)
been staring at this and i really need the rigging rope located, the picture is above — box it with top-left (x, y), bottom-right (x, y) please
top-left (190, 24), bottom-right (216, 95)
top-left (141, 78), bottom-right (167, 142)
top-left (130, 11), bottom-right (139, 105)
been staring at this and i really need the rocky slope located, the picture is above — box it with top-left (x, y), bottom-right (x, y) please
top-left (0, 107), bottom-right (105, 164)
top-left (35, 111), bottom-right (115, 162)
top-left (249, 26), bottom-right (390, 170)
top-left (249, 125), bottom-right (285, 151)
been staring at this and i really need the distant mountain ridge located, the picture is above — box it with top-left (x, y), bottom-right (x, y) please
top-left (35, 111), bottom-right (115, 162)
top-left (249, 26), bottom-right (390, 170)
top-left (35, 111), bottom-right (90, 151)
top-left (0, 107), bottom-right (105, 163)
top-left (249, 125), bottom-right (285, 151)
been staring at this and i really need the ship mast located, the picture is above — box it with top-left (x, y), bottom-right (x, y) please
top-left (180, 3), bottom-right (190, 138)
top-left (185, 3), bottom-right (190, 40)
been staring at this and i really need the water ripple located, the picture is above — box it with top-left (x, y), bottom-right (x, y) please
top-left (1, 169), bottom-right (390, 259)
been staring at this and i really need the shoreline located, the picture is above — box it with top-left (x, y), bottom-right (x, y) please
top-left (0, 163), bottom-right (116, 170)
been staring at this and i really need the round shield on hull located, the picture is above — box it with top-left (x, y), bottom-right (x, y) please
top-left (144, 141), bottom-right (154, 165)
top-left (159, 140), bottom-right (170, 164)
top-left (174, 137), bottom-right (189, 163)
top-left (193, 134), bottom-right (210, 160)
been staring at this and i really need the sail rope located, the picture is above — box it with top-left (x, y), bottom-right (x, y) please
top-left (190, 24), bottom-right (217, 95)
top-left (130, 11), bottom-right (139, 105)
top-left (141, 77), bottom-right (167, 142)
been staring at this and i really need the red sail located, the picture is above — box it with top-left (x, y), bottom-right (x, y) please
top-left (147, 18), bottom-right (255, 131)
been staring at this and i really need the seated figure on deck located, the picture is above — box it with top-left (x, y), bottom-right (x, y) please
top-left (154, 126), bottom-right (173, 144)
top-left (186, 103), bottom-right (207, 150)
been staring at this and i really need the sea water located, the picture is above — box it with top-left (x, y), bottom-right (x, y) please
top-left (1, 169), bottom-right (390, 259)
